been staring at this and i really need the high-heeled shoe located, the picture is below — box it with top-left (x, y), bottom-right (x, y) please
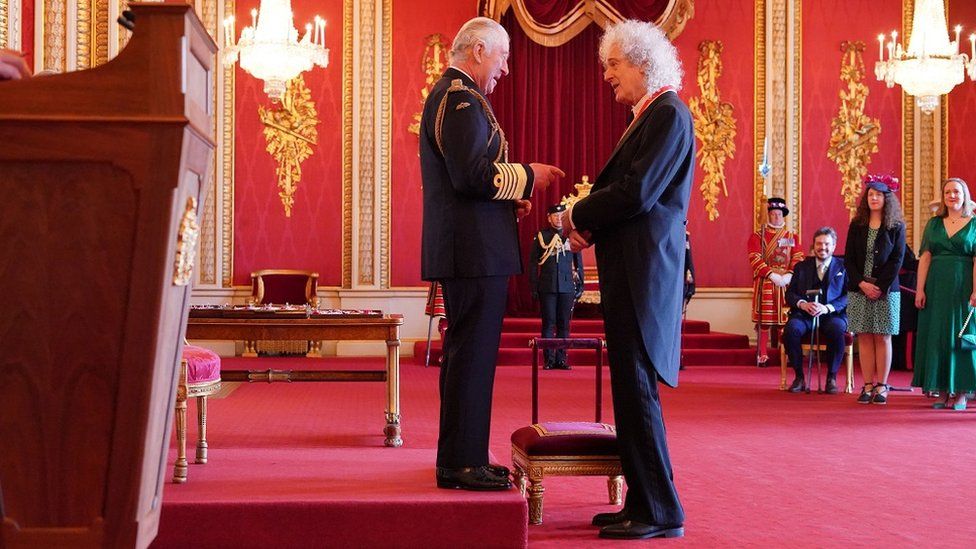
top-left (952, 394), bottom-right (968, 411)
top-left (933, 393), bottom-right (951, 409)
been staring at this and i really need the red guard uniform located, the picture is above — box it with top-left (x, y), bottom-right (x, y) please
top-left (748, 224), bottom-right (803, 349)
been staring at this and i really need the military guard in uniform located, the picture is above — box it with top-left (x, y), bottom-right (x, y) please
top-left (748, 197), bottom-right (804, 366)
top-left (420, 17), bottom-right (563, 491)
top-left (530, 203), bottom-right (584, 370)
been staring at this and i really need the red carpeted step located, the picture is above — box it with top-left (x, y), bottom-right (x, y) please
top-left (502, 317), bottom-right (606, 332)
top-left (681, 332), bottom-right (751, 349)
top-left (156, 447), bottom-right (527, 549)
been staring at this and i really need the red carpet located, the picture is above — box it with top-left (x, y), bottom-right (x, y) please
top-left (155, 356), bottom-right (976, 547)
top-left (414, 317), bottom-right (768, 367)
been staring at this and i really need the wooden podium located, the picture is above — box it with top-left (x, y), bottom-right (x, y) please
top-left (0, 4), bottom-right (215, 548)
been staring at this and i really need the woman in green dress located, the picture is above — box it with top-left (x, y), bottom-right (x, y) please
top-left (913, 178), bottom-right (976, 410)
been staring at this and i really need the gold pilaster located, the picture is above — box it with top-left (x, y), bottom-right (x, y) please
top-left (357, 0), bottom-right (376, 286)
top-left (198, 0), bottom-right (218, 285)
top-left (754, 0), bottom-right (767, 230)
top-left (1, 0), bottom-right (8, 48)
top-left (341, 0), bottom-right (353, 288)
top-left (220, 0), bottom-right (235, 287)
top-left (43, 0), bottom-right (67, 72)
top-left (380, 0), bottom-right (391, 288)
top-left (757, 0), bottom-right (801, 236)
top-left (76, 0), bottom-right (91, 68)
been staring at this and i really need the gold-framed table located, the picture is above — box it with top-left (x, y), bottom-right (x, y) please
top-left (185, 312), bottom-right (404, 447)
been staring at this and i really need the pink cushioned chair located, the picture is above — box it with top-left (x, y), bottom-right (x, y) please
top-left (511, 338), bottom-right (622, 525)
top-left (173, 344), bottom-right (221, 483)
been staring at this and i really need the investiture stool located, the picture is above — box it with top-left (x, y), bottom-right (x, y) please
top-left (782, 227), bottom-right (849, 394)
top-left (530, 203), bottom-right (584, 370)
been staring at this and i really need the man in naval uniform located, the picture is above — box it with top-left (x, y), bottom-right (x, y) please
top-left (420, 17), bottom-right (564, 491)
top-left (530, 203), bottom-right (584, 370)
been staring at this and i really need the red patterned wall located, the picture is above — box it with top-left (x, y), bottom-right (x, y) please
top-left (232, 0), bottom-right (344, 286)
top-left (22, 0), bottom-right (34, 71)
top-left (389, 1), bottom-right (477, 287)
top-left (948, 0), bottom-right (976, 186)
top-left (801, 0), bottom-right (902, 256)
top-left (673, 0), bottom-right (755, 288)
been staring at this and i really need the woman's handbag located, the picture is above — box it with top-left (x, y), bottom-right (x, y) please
top-left (958, 308), bottom-right (976, 350)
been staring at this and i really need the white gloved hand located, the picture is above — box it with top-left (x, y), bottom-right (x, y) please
top-left (768, 273), bottom-right (783, 287)
top-left (782, 273), bottom-right (793, 287)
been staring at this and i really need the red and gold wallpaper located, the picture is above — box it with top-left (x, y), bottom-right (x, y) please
top-left (948, 0), bottom-right (976, 187)
top-left (389, 1), bottom-right (477, 287)
top-left (232, 0), bottom-right (344, 286)
top-left (674, 0), bottom-right (756, 288)
top-left (802, 0), bottom-right (903, 255)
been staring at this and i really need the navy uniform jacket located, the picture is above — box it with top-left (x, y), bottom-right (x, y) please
top-left (785, 256), bottom-right (849, 319)
top-left (570, 91), bottom-right (695, 388)
top-left (529, 227), bottom-right (584, 294)
top-left (420, 68), bottom-right (536, 280)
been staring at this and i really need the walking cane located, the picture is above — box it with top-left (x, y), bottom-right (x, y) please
top-left (804, 289), bottom-right (822, 394)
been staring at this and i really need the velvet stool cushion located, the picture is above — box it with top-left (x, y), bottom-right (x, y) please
top-left (182, 345), bottom-right (221, 384)
top-left (511, 421), bottom-right (623, 525)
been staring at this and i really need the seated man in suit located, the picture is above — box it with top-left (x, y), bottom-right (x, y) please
top-left (783, 226), bottom-right (849, 394)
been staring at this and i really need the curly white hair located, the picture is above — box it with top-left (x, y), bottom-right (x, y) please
top-left (450, 17), bottom-right (509, 62)
top-left (599, 19), bottom-right (683, 92)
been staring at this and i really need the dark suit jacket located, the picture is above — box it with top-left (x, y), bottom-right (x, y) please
top-left (570, 91), bottom-right (695, 388)
top-left (420, 68), bottom-right (535, 280)
top-left (786, 256), bottom-right (848, 319)
top-left (529, 228), bottom-right (583, 294)
top-left (844, 222), bottom-right (906, 294)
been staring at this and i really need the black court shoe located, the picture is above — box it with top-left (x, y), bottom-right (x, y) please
top-left (857, 383), bottom-right (873, 404)
top-left (599, 521), bottom-right (684, 540)
top-left (592, 509), bottom-right (628, 527)
top-left (436, 466), bottom-right (512, 491)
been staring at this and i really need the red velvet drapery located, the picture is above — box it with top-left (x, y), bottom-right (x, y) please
top-left (505, 0), bottom-right (673, 25)
top-left (490, 12), bottom-right (629, 316)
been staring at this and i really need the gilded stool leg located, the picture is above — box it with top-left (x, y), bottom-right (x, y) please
top-left (513, 466), bottom-right (527, 497)
top-left (528, 474), bottom-right (545, 525)
top-left (195, 395), bottom-right (209, 464)
top-left (173, 361), bottom-right (189, 483)
top-left (608, 475), bottom-right (623, 505)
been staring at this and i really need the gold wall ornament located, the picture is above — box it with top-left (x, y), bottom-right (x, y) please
top-left (689, 40), bottom-right (737, 221)
top-left (174, 196), bottom-right (200, 286)
top-left (258, 74), bottom-right (319, 217)
top-left (408, 33), bottom-right (448, 137)
top-left (827, 41), bottom-right (880, 216)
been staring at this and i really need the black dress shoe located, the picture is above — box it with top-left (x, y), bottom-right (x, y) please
top-left (552, 361), bottom-right (571, 370)
top-left (543, 362), bottom-right (555, 370)
top-left (592, 508), bottom-right (628, 526)
top-left (436, 466), bottom-right (512, 491)
top-left (485, 463), bottom-right (510, 479)
top-left (824, 376), bottom-right (838, 394)
top-left (788, 376), bottom-right (806, 393)
top-left (599, 520), bottom-right (684, 540)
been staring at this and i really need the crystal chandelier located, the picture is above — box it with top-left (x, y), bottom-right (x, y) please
top-left (874, 0), bottom-right (975, 114)
top-left (222, 0), bottom-right (329, 101)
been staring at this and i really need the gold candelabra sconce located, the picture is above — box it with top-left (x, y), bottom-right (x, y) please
top-left (259, 74), bottom-right (319, 217)
top-left (408, 33), bottom-right (449, 137)
top-left (827, 41), bottom-right (880, 217)
top-left (689, 40), bottom-right (737, 221)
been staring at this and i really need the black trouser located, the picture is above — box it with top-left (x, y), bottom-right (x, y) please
top-left (437, 276), bottom-right (508, 468)
top-left (782, 315), bottom-right (848, 376)
top-left (602, 290), bottom-right (684, 526)
top-left (540, 291), bottom-right (575, 365)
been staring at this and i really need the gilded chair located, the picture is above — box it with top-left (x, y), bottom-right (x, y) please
top-left (779, 331), bottom-right (855, 393)
top-left (247, 269), bottom-right (320, 356)
top-left (173, 344), bottom-right (222, 483)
